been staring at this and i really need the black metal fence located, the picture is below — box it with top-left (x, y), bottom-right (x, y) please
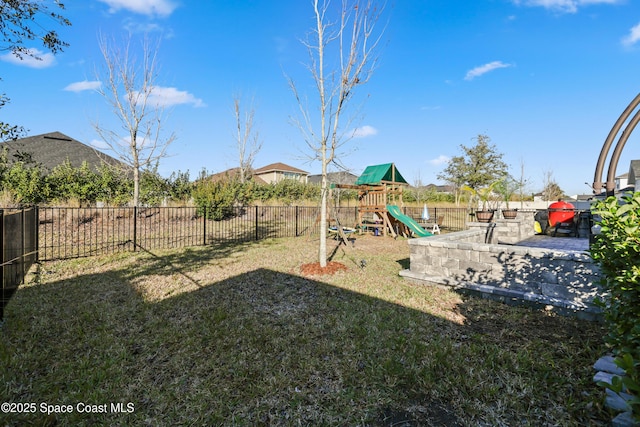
top-left (1, 206), bottom-right (38, 321)
top-left (34, 205), bottom-right (469, 262)
top-left (37, 205), bottom-right (361, 261)
top-left (402, 206), bottom-right (470, 231)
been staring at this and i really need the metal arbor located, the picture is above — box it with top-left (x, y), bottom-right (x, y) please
top-left (593, 92), bottom-right (640, 196)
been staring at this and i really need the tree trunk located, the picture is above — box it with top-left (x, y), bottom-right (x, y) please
top-left (133, 166), bottom-right (140, 207)
top-left (319, 155), bottom-right (328, 268)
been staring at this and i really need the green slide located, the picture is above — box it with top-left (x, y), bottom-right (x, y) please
top-left (386, 205), bottom-right (433, 237)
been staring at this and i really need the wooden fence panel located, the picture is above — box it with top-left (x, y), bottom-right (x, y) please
top-left (1, 207), bottom-right (38, 321)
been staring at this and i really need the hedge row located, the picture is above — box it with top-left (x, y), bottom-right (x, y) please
top-left (0, 154), bottom-right (456, 210)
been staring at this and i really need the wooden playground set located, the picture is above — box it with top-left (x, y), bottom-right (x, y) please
top-left (329, 163), bottom-right (434, 239)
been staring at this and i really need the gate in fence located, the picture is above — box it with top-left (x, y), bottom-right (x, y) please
top-left (1, 206), bottom-right (38, 322)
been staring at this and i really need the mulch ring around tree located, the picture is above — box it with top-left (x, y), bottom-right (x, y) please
top-left (300, 261), bottom-right (348, 277)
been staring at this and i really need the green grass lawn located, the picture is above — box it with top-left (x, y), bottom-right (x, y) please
top-left (0, 235), bottom-right (609, 426)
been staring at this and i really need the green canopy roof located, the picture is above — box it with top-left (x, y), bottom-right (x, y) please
top-left (355, 163), bottom-right (408, 185)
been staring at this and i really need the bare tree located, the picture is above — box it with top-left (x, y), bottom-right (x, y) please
top-left (541, 169), bottom-right (564, 202)
top-left (233, 95), bottom-right (262, 183)
top-left (518, 158), bottom-right (531, 208)
top-left (92, 34), bottom-right (176, 206)
top-left (289, 0), bottom-right (385, 267)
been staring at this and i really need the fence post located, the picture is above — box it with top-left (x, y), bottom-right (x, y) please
top-left (203, 207), bottom-right (207, 246)
top-left (295, 206), bottom-right (299, 237)
top-left (0, 209), bottom-right (3, 321)
top-left (21, 208), bottom-right (25, 285)
top-left (133, 206), bottom-right (137, 252)
top-left (35, 206), bottom-right (39, 263)
top-left (0, 209), bottom-right (4, 309)
top-left (255, 206), bottom-right (259, 241)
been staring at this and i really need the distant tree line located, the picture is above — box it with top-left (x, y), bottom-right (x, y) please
top-left (0, 151), bottom-right (465, 216)
top-left (0, 150), bottom-right (340, 213)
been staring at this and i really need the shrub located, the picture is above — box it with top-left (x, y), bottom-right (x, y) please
top-left (404, 187), bottom-right (455, 204)
top-left (192, 178), bottom-right (252, 220)
top-left (95, 164), bottom-right (131, 206)
top-left (140, 170), bottom-right (168, 206)
top-left (166, 170), bottom-right (193, 204)
top-left (4, 162), bottom-right (46, 204)
top-left (46, 160), bottom-right (100, 205)
top-left (272, 179), bottom-right (311, 205)
top-left (251, 180), bottom-right (321, 205)
top-left (590, 192), bottom-right (640, 419)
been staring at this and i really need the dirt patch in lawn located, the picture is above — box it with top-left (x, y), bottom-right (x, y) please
top-left (300, 260), bottom-right (348, 276)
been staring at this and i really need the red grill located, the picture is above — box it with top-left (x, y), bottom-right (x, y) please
top-left (548, 200), bottom-right (575, 227)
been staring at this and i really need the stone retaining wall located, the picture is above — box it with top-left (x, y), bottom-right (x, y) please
top-left (400, 216), bottom-right (603, 318)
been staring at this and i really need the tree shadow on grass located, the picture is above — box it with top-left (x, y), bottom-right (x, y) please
top-left (397, 257), bottom-right (410, 270)
top-left (118, 234), bottom-right (290, 288)
top-left (1, 253), bottom-right (608, 426)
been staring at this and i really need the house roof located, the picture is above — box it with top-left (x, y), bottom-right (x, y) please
top-left (355, 163), bottom-right (408, 185)
top-left (253, 162), bottom-right (309, 175)
top-left (0, 131), bottom-right (125, 173)
top-left (418, 183), bottom-right (455, 193)
top-left (627, 160), bottom-right (640, 189)
top-left (207, 167), bottom-right (267, 184)
top-left (308, 171), bottom-right (358, 185)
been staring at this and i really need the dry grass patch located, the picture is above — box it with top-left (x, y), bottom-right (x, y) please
top-left (0, 235), bottom-right (608, 426)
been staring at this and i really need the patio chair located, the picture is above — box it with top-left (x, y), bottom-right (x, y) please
top-left (422, 215), bottom-right (444, 235)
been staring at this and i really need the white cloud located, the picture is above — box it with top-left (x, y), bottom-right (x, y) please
top-left (429, 155), bottom-right (450, 166)
top-left (0, 49), bottom-right (55, 68)
top-left (512, 0), bottom-right (622, 13)
top-left (64, 80), bottom-right (102, 92)
top-left (465, 61), bottom-right (513, 81)
top-left (351, 125), bottom-right (378, 138)
top-left (139, 86), bottom-right (206, 108)
top-left (98, 0), bottom-right (178, 17)
top-left (90, 139), bottom-right (110, 150)
top-left (622, 22), bottom-right (640, 46)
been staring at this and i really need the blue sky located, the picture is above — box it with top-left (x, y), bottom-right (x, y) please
top-left (2, 0), bottom-right (640, 196)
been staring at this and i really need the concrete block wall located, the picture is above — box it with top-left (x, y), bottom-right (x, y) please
top-left (400, 217), bottom-right (603, 317)
top-left (467, 211), bottom-right (537, 244)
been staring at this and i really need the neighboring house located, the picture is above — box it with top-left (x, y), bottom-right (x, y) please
top-left (625, 160), bottom-right (640, 192)
top-left (533, 192), bottom-right (545, 202)
top-left (308, 171), bottom-right (358, 186)
top-left (207, 167), bottom-right (266, 184)
top-left (421, 183), bottom-right (454, 193)
top-left (253, 162), bottom-right (309, 184)
top-left (616, 172), bottom-right (629, 191)
top-left (0, 131), bottom-right (125, 173)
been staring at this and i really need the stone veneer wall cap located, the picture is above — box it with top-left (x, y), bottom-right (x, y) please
top-left (400, 269), bottom-right (601, 313)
